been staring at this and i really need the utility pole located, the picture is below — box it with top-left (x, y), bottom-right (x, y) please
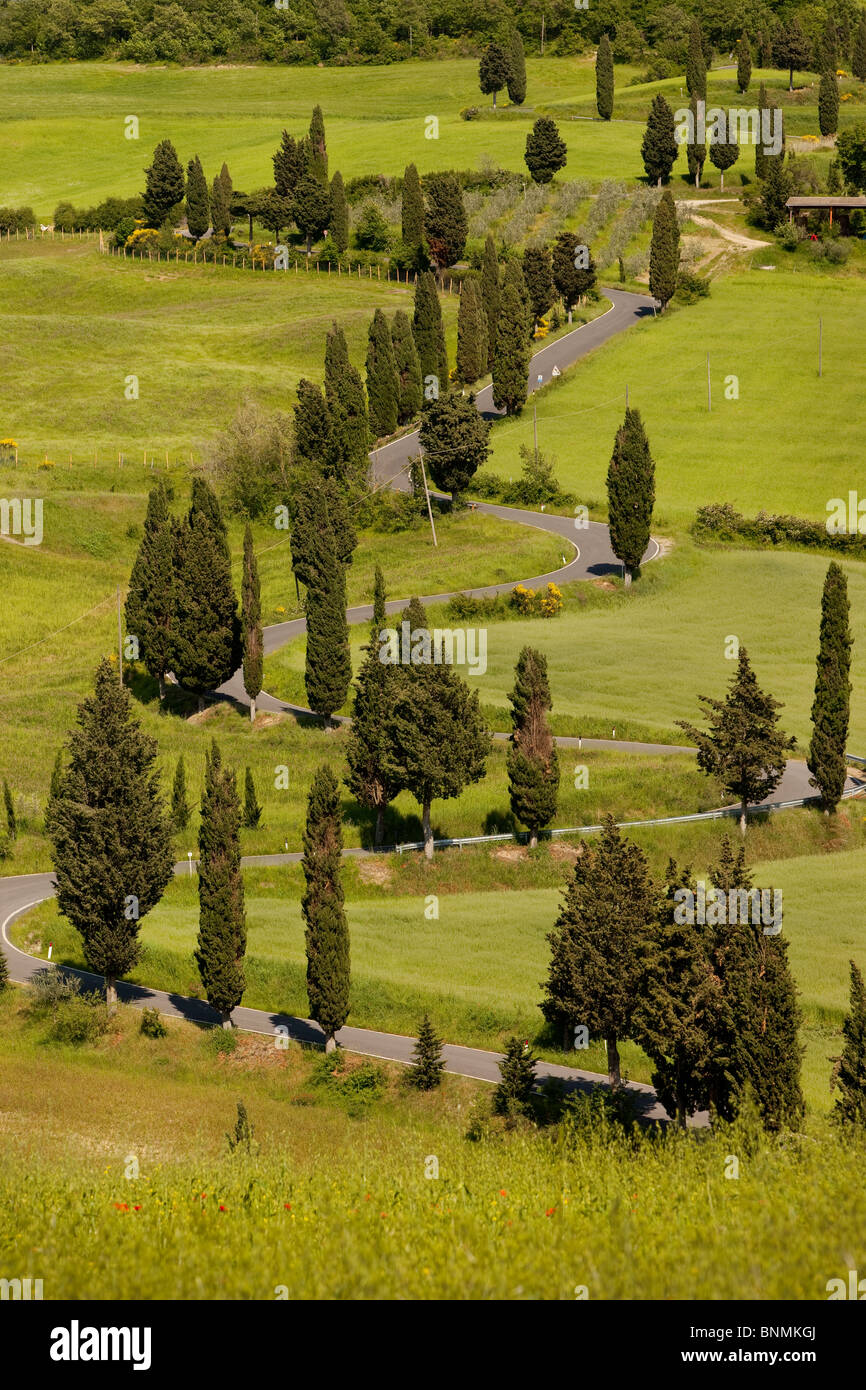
top-left (116, 586), bottom-right (123, 687)
top-left (707, 352), bottom-right (712, 411)
top-left (418, 451), bottom-right (438, 548)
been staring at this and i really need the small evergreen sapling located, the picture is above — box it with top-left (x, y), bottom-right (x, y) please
top-left (410, 1013), bottom-right (446, 1089)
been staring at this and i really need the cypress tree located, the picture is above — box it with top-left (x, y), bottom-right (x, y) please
top-left (391, 310), bottom-right (423, 424)
top-left (686, 19), bottom-right (707, 101)
top-left (819, 68), bottom-right (840, 138)
top-left (831, 961), bottom-right (866, 1126)
top-left (606, 407), bottom-right (655, 585)
top-left (365, 308), bottom-right (400, 439)
top-left (820, 15), bottom-right (839, 74)
top-left (196, 740), bottom-right (246, 1027)
top-left (541, 816), bottom-right (654, 1085)
top-left (273, 130), bottom-right (307, 196)
top-left (302, 763), bottom-right (350, 1051)
top-left (596, 34), bottom-right (614, 120)
top-left (642, 94), bottom-right (678, 185)
top-left (329, 170), bottom-right (349, 253)
top-left (293, 379), bottom-right (330, 467)
top-left (736, 33), bottom-right (752, 93)
top-left (649, 189), bottom-right (680, 309)
top-left (506, 27), bottom-right (527, 105)
top-left (219, 161), bottom-right (233, 213)
top-left (345, 567), bottom-right (402, 846)
top-left (412, 271), bottom-right (449, 398)
top-left (710, 134), bottom-right (740, 191)
top-left (171, 480), bottom-right (239, 709)
top-left (755, 83), bottom-right (770, 180)
top-left (424, 173), bottom-right (467, 274)
top-left (480, 233), bottom-right (501, 370)
top-left (401, 162), bottom-right (426, 262)
top-left (760, 154), bottom-right (793, 229)
top-left (493, 1037), bottom-right (536, 1117)
top-left (380, 598), bottom-right (491, 859)
top-left (479, 41), bottom-right (511, 109)
top-left (807, 561), bottom-right (852, 813)
top-left (126, 483), bottom-right (175, 700)
top-left (241, 523), bottom-right (263, 724)
top-left (293, 175), bottom-right (331, 254)
top-left (142, 139), bottom-right (184, 227)
top-left (492, 258), bottom-right (531, 415)
top-left (677, 648), bottom-right (796, 836)
top-left (3, 780), bottom-right (16, 839)
top-left (47, 659), bottom-right (174, 1010)
top-left (506, 647), bottom-right (559, 847)
top-left (455, 274), bottom-right (488, 385)
top-left (171, 755), bottom-right (190, 833)
top-left (753, 928), bottom-right (804, 1131)
top-left (185, 155), bottom-right (210, 239)
top-left (686, 94), bottom-right (707, 188)
top-left (324, 322), bottom-right (370, 487)
top-left (524, 117), bottom-right (567, 184)
top-left (419, 391), bottom-right (490, 505)
top-left (243, 767), bottom-right (261, 828)
top-left (45, 748), bottom-right (64, 835)
top-left (854, 15), bottom-right (866, 81)
top-left (308, 104), bottom-right (328, 182)
top-left (410, 1013), bottom-right (446, 1089)
top-left (552, 231), bottom-right (596, 321)
top-left (291, 472), bottom-right (353, 727)
top-left (211, 172), bottom-right (231, 237)
top-left (522, 243), bottom-right (554, 329)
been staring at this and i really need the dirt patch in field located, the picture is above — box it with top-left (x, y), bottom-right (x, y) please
top-left (591, 579), bottom-right (617, 592)
top-left (356, 858), bottom-right (393, 887)
top-left (550, 842), bottom-right (583, 863)
top-left (494, 845), bottom-right (526, 862)
top-left (252, 710), bottom-right (289, 730)
top-left (186, 704), bottom-right (223, 726)
top-left (219, 1033), bottom-right (302, 1073)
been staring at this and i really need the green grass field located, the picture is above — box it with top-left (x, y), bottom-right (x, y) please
top-left (1, 988), bottom-right (863, 1300)
top-left (0, 59), bottom-right (858, 215)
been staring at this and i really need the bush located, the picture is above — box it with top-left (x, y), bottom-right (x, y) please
top-left (311, 1053), bottom-right (386, 1105)
top-left (140, 1007), bottom-right (167, 1039)
top-left (50, 993), bottom-right (110, 1045)
top-left (693, 501), bottom-right (866, 557)
top-left (204, 1027), bottom-right (238, 1056)
top-left (510, 582), bottom-right (564, 617)
top-left (0, 206), bottom-right (35, 233)
top-left (29, 966), bottom-right (81, 1011)
top-left (674, 270), bottom-right (711, 304)
top-left (354, 202), bottom-right (390, 251)
top-left (205, 398), bottom-right (292, 520)
top-left (460, 106), bottom-right (481, 121)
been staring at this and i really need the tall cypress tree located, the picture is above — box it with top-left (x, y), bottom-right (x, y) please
top-left (171, 754), bottom-right (190, 833)
top-left (391, 309), bottom-right (423, 424)
top-left (380, 598), bottom-right (491, 859)
top-left (522, 243), bottom-right (554, 329)
top-left (596, 33), bottom-right (614, 120)
top-left (345, 567), bottom-right (402, 847)
top-left (308, 104), bottom-right (328, 182)
top-left (542, 816), bottom-right (654, 1084)
top-left (243, 766), bottom-right (261, 827)
top-left (302, 763), bottom-right (350, 1051)
top-left (480, 233), bottom-right (501, 370)
top-left (329, 170), bottom-right (349, 253)
top-left (241, 523), bottom-right (263, 724)
top-left (293, 378), bottom-right (330, 468)
top-left (820, 15), bottom-right (839, 73)
top-left (185, 155), bottom-right (210, 239)
top-left (736, 33), bottom-right (752, 93)
top-left (686, 19), bottom-right (707, 101)
top-left (424, 173), bottom-right (467, 274)
top-left (292, 472), bottom-right (353, 727)
top-left (412, 271), bottom-right (449, 397)
top-left (455, 274), bottom-right (488, 385)
top-left (686, 94), bottom-right (707, 189)
top-left (642, 94), bottom-right (678, 185)
top-left (126, 482), bottom-right (174, 701)
top-left (819, 68), bottom-right (840, 137)
top-left (293, 175), bottom-right (331, 254)
top-left (142, 139), bottom-right (184, 227)
top-left (401, 162), bottom-right (426, 264)
top-left (677, 649), bottom-right (796, 836)
top-left (755, 83), bottom-right (770, 180)
top-left (506, 27), bottom-right (527, 105)
top-left (365, 308), bottom-right (399, 439)
top-left (854, 15), bottom-right (866, 81)
top-left (3, 780), bottom-right (16, 840)
top-left (606, 407), bottom-right (655, 586)
top-left (196, 740), bottom-right (246, 1027)
top-left (807, 561), bottom-right (852, 813)
top-left (492, 258), bottom-right (531, 415)
top-left (273, 130), bottom-right (307, 197)
top-left (831, 960), bottom-right (866, 1126)
top-left (649, 189), bottom-right (679, 309)
top-left (171, 480), bottom-right (239, 709)
top-left (211, 172), bottom-right (231, 237)
top-left (48, 659), bottom-right (174, 1009)
top-left (506, 647), bottom-right (559, 847)
top-left (754, 927), bottom-right (804, 1130)
top-left (324, 322), bottom-right (370, 487)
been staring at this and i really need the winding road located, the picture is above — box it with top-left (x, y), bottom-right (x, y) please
top-left (0, 286), bottom-right (859, 1126)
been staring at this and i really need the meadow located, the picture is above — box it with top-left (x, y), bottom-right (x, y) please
top-left (14, 820), bottom-right (866, 1110)
top-left (1, 987), bottom-right (864, 1300)
top-left (0, 59), bottom-right (858, 216)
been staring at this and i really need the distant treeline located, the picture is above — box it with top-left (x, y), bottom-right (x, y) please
top-left (0, 0), bottom-right (860, 67)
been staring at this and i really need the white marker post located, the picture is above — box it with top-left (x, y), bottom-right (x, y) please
top-left (187, 851), bottom-right (193, 876)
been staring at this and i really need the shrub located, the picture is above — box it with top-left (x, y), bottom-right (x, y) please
top-left (205, 398), bottom-right (292, 520)
top-left (140, 1007), bottom-right (167, 1039)
top-left (460, 106), bottom-right (481, 121)
top-left (353, 202), bottom-right (390, 251)
top-left (29, 966), bottom-right (81, 1012)
top-left (311, 1053), bottom-right (386, 1104)
top-left (0, 206), bottom-right (35, 233)
top-left (674, 270), bottom-right (711, 303)
top-left (204, 1026), bottom-right (238, 1056)
top-left (50, 993), bottom-right (110, 1045)
top-left (510, 582), bottom-right (564, 617)
top-left (226, 1100), bottom-right (257, 1154)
